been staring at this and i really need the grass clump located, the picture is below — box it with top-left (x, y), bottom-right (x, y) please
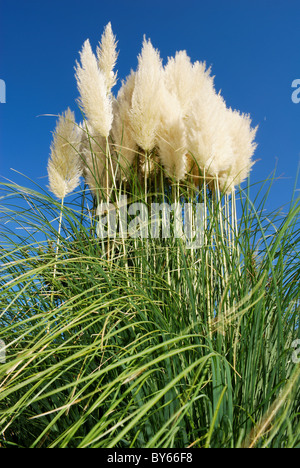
top-left (0, 169), bottom-right (299, 448)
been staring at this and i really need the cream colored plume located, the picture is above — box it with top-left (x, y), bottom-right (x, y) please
top-left (187, 60), bottom-right (257, 192)
top-left (75, 39), bottom-right (113, 138)
top-left (164, 51), bottom-right (195, 115)
top-left (191, 60), bottom-right (215, 103)
top-left (226, 109), bottom-right (258, 189)
top-left (157, 89), bottom-right (187, 181)
top-left (186, 69), bottom-right (233, 183)
top-left (97, 22), bottom-right (118, 93)
top-left (111, 70), bottom-right (138, 176)
top-left (48, 109), bottom-right (82, 199)
top-left (130, 37), bottom-right (164, 152)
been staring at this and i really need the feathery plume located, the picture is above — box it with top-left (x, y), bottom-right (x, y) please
top-left (186, 78), bottom-right (233, 187)
top-left (226, 109), bottom-right (258, 189)
top-left (75, 39), bottom-right (113, 138)
top-left (47, 109), bottom-right (82, 199)
top-left (130, 37), bottom-right (164, 152)
top-left (164, 51), bottom-right (195, 116)
top-left (157, 89), bottom-right (187, 180)
top-left (191, 60), bottom-right (215, 106)
top-left (97, 22), bottom-right (118, 93)
top-left (111, 70), bottom-right (138, 176)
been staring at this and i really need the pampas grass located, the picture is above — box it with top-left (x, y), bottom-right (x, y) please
top-left (73, 24), bottom-right (258, 196)
top-left (96, 22), bottom-right (118, 93)
top-left (129, 37), bottom-right (164, 153)
top-left (111, 71), bottom-right (138, 178)
top-left (75, 40), bottom-right (113, 138)
top-left (47, 108), bottom-right (82, 199)
top-left (47, 108), bottom-right (82, 306)
top-left (156, 89), bottom-right (187, 181)
top-left (1, 23), bottom-right (299, 449)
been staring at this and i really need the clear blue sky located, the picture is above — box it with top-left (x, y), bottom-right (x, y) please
top-left (1, 0), bottom-right (300, 212)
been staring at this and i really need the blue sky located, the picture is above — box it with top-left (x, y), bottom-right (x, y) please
top-left (0, 0), bottom-right (300, 213)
